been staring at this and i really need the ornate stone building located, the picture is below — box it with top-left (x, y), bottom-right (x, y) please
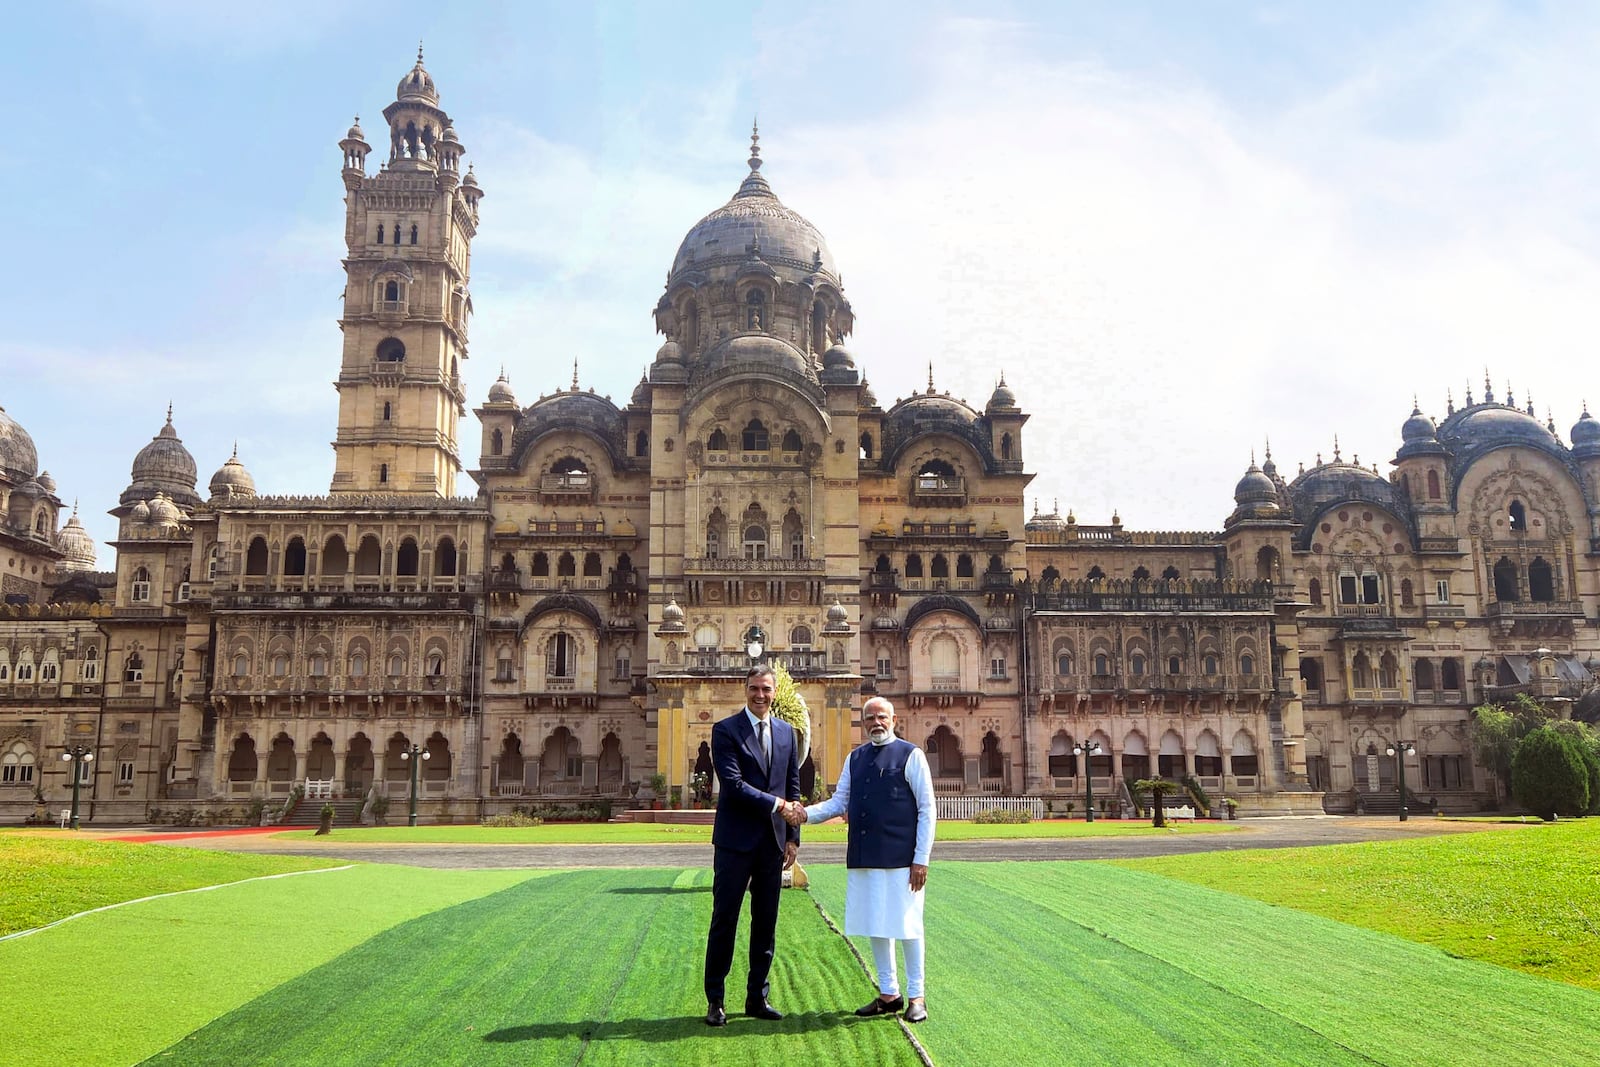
top-left (4, 53), bottom-right (1598, 824)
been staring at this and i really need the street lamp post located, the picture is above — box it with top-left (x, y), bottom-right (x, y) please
top-left (1385, 740), bottom-right (1416, 822)
top-left (399, 743), bottom-right (430, 827)
top-left (60, 744), bottom-right (95, 830)
top-left (1072, 740), bottom-right (1102, 823)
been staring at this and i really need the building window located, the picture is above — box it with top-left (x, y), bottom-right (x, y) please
top-left (426, 652), bottom-right (444, 676)
top-left (1056, 653), bottom-right (1073, 675)
top-left (233, 654), bottom-right (248, 677)
top-left (1239, 654), bottom-right (1254, 676)
top-left (990, 656), bottom-right (1007, 679)
top-left (1493, 557), bottom-right (1519, 602)
top-left (876, 655), bottom-right (893, 678)
top-left (349, 653), bottom-right (366, 678)
top-left (1435, 579), bottom-right (1450, 604)
top-left (118, 760), bottom-right (135, 784)
top-left (1509, 500), bottom-right (1527, 532)
top-left (496, 652), bottom-right (514, 682)
top-left (1203, 654), bottom-right (1219, 676)
top-left (1427, 469), bottom-right (1441, 499)
top-left (1529, 558), bottom-right (1555, 602)
top-left (741, 419), bottom-right (769, 452)
top-left (547, 633), bottom-right (575, 679)
top-left (1400, 578), bottom-right (1413, 607)
top-left (1130, 654), bottom-right (1146, 678)
top-left (131, 566), bottom-right (151, 603)
top-left (83, 648), bottom-right (99, 681)
top-left (614, 649), bottom-right (632, 681)
top-left (271, 655), bottom-right (288, 678)
top-left (388, 654), bottom-right (405, 677)
top-left (1168, 655), bottom-right (1181, 675)
top-left (124, 653), bottom-right (144, 683)
top-left (1, 741), bottom-right (35, 785)
top-left (308, 654), bottom-right (328, 677)
top-left (40, 661), bottom-right (58, 682)
top-left (742, 523), bottom-right (767, 560)
top-left (707, 428), bottom-right (728, 451)
top-left (1094, 653), bottom-right (1111, 677)
top-left (1309, 577), bottom-right (1322, 606)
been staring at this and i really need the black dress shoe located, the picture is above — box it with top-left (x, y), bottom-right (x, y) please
top-left (705, 1002), bottom-right (727, 1027)
top-left (855, 995), bottom-right (905, 1017)
top-left (903, 999), bottom-right (928, 1023)
top-left (745, 999), bottom-right (784, 1020)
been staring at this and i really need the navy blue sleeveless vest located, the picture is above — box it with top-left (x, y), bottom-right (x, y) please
top-left (846, 739), bottom-right (919, 869)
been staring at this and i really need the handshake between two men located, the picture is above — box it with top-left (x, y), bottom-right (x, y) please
top-left (779, 799), bottom-right (807, 827)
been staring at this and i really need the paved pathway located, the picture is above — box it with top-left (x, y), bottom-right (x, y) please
top-left (153, 816), bottom-right (1502, 870)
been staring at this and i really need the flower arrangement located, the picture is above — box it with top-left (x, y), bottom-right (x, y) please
top-left (768, 661), bottom-right (811, 766)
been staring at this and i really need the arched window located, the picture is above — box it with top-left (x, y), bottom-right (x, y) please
top-left (557, 552), bottom-right (576, 577)
top-left (636, 430), bottom-right (649, 457)
top-left (742, 522), bottom-right (767, 559)
top-left (349, 651), bottom-right (367, 679)
top-left (322, 536), bottom-right (348, 576)
top-left (1239, 654), bottom-right (1254, 676)
top-left (1400, 578), bottom-right (1414, 607)
top-left (1427, 469), bottom-right (1441, 499)
top-left (125, 652), bottom-right (144, 683)
top-left (130, 566), bottom-right (151, 602)
top-left (1, 741), bottom-right (36, 786)
top-left (860, 432), bottom-right (873, 460)
top-left (532, 552), bottom-right (550, 577)
top-left (1352, 652), bottom-right (1372, 689)
top-left (207, 543), bottom-right (221, 580)
top-left (1529, 557), bottom-right (1554, 602)
top-left (1493, 557), bottom-right (1520, 602)
top-left (409, 223), bottom-right (418, 245)
top-left (1168, 655), bottom-right (1182, 675)
top-left (1509, 500), bottom-right (1527, 532)
top-left (1415, 658), bottom-right (1435, 690)
top-left (384, 280), bottom-right (399, 302)
top-left (376, 223), bottom-right (385, 244)
top-left (425, 650), bottom-right (444, 676)
top-left (705, 509), bottom-right (726, 559)
top-left (388, 653), bottom-right (406, 677)
top-left (547, 633), bottom-right (576, 679)
top-left (1132, 566), bottom-right (1150, 581)
top-left (742, 419), bottom-right (769, 451)
top-left (1300, 657), bottom-right (1322, 691)
top-left (905, 554), bottom-right (924, 579)
top-left (1441, 658), bottom-right (1462, 690)
top-left (874, 554), bottom-right (891, 573)
top-left (1309, 577), bottom-right (1323, 606)
top-left (379, 464), bottom-right (388, 484)
top-left (83, 647), bottom-right (99, 681)
top-left (1379, 652), bottom-right (1399, 688)
top-left (245, 537), bottom-right (269, 575)
top-left (396, 539), bottom-right (419, 576)
top-left (745, 288), bottom-right (766, 329)
top-left (1000, 433), bottom-right (1013, 460)
top-left (1162, 566), bottom-right (1181, 581)
top-left (781, 429), bottom-right (802, 453)
top-left (931, 554), bottom-right (950, 579)
top-left (435, 538), bottom-right (457, 577)
top-left (956, 554), bottom-right (974, 578)
top-left (1086, 566), bottom-right (1105, 582)
top-left (1056, 651), bottom-right (1073, 675)
top-left (376, 338), bottom-right (406, 362)
top-left (707, 428), bottom-right (728, 452)
top-left (783, 511), bottom-right (804, 559)
top-left (790, 625), bottom-right (813, 648)
top-left (1203, 654), bottom-right (1219, 676)
top-left (1131, 654), bottom-right (1147, 678)
top-left (550, 457), bottom-right (590, 489)
top-left (490, 428), bottom-right (503, 455)
top-left (354, 535), bottom-right (382, 575)
top-left (283, 537), bottom-right (307, 576)
top-left (1094, 652), bottom-right (1111, 676)
top-left (930, 634), bottom-right (959, 686)
top-left (583, 551), bottom-right (602, 577)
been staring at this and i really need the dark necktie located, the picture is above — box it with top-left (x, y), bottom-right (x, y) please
top-left (756, 720), bottom-right (768, 773)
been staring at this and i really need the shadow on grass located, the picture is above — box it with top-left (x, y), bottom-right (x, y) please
top-left (606, 886), bottom-right (712, 894)
top-left (483, 1010), bottom-right (859, 1043)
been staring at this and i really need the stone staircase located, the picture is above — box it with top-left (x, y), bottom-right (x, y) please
top-left (283, 796), bottom-right (365, 827)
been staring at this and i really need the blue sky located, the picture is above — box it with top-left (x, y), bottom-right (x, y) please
top-left (9, 1), bottom-right (1600, 562)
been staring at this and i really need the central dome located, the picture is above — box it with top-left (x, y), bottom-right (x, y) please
top-left (0, 405), bottom-right (38, 479)
top-left (670, 128), bottom-right (836, 282)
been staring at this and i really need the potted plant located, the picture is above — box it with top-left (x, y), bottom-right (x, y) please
top-left (647, 773), bottom-right (668, 810)
top-left (690, 771), bottom-right (712, 808)
top-left (316, 803), bottom-right (335, 835)
top-left (370, 794), bottom-right (389, 826)
top-left (1221, 797), bottom-right (1239, 820)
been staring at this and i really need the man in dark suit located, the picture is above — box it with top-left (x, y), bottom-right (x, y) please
top-left (703, 664), bottom-right (802, 1026)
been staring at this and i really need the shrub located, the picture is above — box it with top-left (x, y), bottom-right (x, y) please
top-left (1550, 720), bottom-right (1600, 815)
top-left (973, 807), bottom-right (1031, 824)
top-left (1511, 725), bottom-right (1590, 820)
top-left (509, 801), bottom-right (612, 823)
top-left (483, 812), bottom-right (545, 828)
top-left (1182, 774), bottom-right (1212, 815)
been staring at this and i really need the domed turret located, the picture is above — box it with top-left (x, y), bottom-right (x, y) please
top-left (822, 343), bottom-right (854, 371)
top-left (860, 378), bottom-right (878, 408)
top-left (487, 374), bottom-right (517, 405)
top-left (147, 491), bottom-right (182, 528)
top-left (395, 46), bottom-right (439, 105)
top-left (1572, 406), bottom-right (1600, 457)
top-left (823, 596), bottom-right (851, 633)
top-left (660, 599), bottom-right (686, 632)
top-left (630, 373), bottom-right (651, 407)
top-left (1233, 460), bottom-right (1278, 506)
top-left (0, 405), bottom-right (39, 480)
top-left (208, 447), bottom-right (257, 501)
top-left (129, 499), bottom-right (151, 524)
top-left (987, 375), bottom-right (1018, 411)
top-left (55, 508), bottom-right (96, 571)
top-left (347, 118), bottom-right (365, 140)
top-left (122, 408), bottom-right (200, 509)
top-left (36, 470), bottom-right (56, 493)
top-left (1401, 403), bottom-right (1436, 443)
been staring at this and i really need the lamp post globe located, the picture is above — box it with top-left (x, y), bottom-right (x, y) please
top-left (60, 745), bottom-right (95, 830)
top-left (1385, 741), bottom-right (1416, 822)
top-left (1072, 740), bottom-right (1102, 822)
top-left (399, 743), bottom-right (430, 827)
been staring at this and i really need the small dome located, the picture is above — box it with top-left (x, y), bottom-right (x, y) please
top-left (631, 374), bottom-right (651, 406)
top-left (660, 599), bottom-right (686, 632)
top-left (148, 492), bottom-right (181, 527)
top-left (1401, 404), bottom-right (1437, 443)
top-left (209, 449), bottom-right (256, 500)
top-left (440, 122), bottom-right (460, 144)
top-left (870, 514), bottom-right (894, 538)
top-left (826, 598), bottom-right (849, 624)
top-left (123, 410), bottom-right (200, 508)
top-left (55, 511), bottom-right (96, 571)
top-left (860, 378), bottom-right (878, 408)
top-left (0, 405), bottom-right (39, 480)
top-left (1572, 407), bottom-right (1600, 451)
top-left (462, 167), bottom-right (480, 188)
top-left (985, 513), bottom-right (1006, 538)
top-left (395, 51), bottom-right (439, 105)
top-left (822, 343), bottom-right (854, 371)
top-left (613, 515), bottom-right (638, 538)
top-left (346, 117), bottom-right (366, 140)
top-left (988, 377), bottom-right (1017, 409)
top-left (1234, 461), bottom-right (1278, 506)
top-left (700, 334), bottom-right (817, 383)
top-left (12, 477), bottom-right (45, 500)
top-left (654, 338), bottom-right (683, 365)
top-left (129, 499), bottom-right (151, 523)
top-left (487, 375), bottom-right (517, 405)
top-left (36, 470), bottom-right (56, 493)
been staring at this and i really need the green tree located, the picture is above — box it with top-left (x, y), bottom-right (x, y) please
top-left (1550, 719), bottom-right (1600, 815)
top-left (1510, 725), bottom-right (1590, 821)
top-left (1470, 694), bottom-right (1558, 804)
top-left (768, 662), bottom-right (811, 749)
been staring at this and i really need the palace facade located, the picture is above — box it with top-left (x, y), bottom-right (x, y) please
top-left (5, 54), bottom-right (1599, 824)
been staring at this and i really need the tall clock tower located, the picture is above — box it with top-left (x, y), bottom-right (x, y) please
top-left (330, 48), bottom-right (485, 495)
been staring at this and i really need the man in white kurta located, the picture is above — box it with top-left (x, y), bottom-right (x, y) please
top-left (796, 696), bottom-right (936, 1022)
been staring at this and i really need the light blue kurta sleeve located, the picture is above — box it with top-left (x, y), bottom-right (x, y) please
top-left (905, 746), bottom-right (937, 866)
top-left (805, 752), bottom-right (852, 824)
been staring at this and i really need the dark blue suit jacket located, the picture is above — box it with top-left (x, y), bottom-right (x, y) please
top-left (710, 710), bottom-right (802, 854)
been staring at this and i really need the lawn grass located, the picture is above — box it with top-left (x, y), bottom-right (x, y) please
top-left (2, 863), bottom-right (539, 1067)
top-left (142, 867), bottom-right (922, 1067)
top-left (268, 817), bottom-right (1234, 845)
top-left (0, 831), bottom-right (342, 935)
top-left (810, 861), bottom-right (1600, 1066)
top-left (1116, 818), bottom-right (1600, 989)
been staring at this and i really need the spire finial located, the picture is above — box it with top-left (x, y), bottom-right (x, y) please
top-left (572, 359), bottom-right (580, 391)
top-left (1483, 370), bottom-right (1494, 404)
top-left (928, 362), bottom-right (935, 392)
top-left (165, 402), bottom-right (173, 425)
top-left (1333, 434), bottom-right (1341, 462)
top-left (748, 118), bottom-right (762, 172)
top-left (230, 441), bottom-right (238, 460)
top-left (418, 41), bottom-right (425, 64)
top-left (1447, 387), bottom-right (1455, 415)
top-left (1250, 448), bottom-right (1257, 466)
top-left (1465, 379), bottom-right (1474, 406)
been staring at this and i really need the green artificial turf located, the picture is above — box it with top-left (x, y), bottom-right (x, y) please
top-left (2, 863), bottom-right (538, 1067)
top-left (1116, 819), bottom-right (1600, 988)
top-left (809, 861), bottom-right (1600, 1066)
top-left (268, 817), bottom-right (1232, 845)
top-left (144, 867), bottom-right (922, 1067)
top-left (0, 832), bottom-right (341, 935)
